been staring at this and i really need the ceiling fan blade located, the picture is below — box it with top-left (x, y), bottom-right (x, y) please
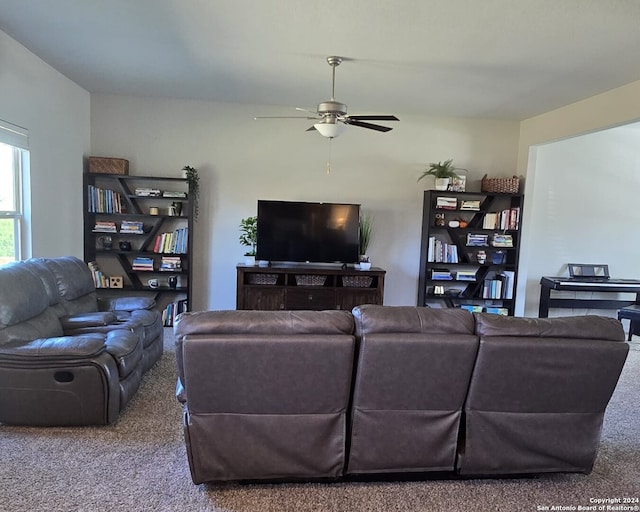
top-left (344, 120), bottom-right (393, 132)
top-left (347, 115), bottom-right (399, 121)
top-left (296, 107), bottom-right (320, 116)
top-left (254, 116), bottom-right (319, 120)
top-left (306, 125), bottom-right (317, 132)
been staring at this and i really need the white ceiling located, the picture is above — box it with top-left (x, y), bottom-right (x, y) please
top-left (2, 0), bottom-right (640, 120)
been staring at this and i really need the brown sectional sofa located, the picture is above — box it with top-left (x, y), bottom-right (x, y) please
top-left (174, 305), bottom-right (629, 484)
top-left (0, 256), bottom-right (163, 426)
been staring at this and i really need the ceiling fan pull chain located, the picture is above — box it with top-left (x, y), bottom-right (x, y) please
top-left (326, 138), bottom-right (333, 175)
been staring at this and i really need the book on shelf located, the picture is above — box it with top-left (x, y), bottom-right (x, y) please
top-left (88, 261), bottom-right (110, 288)
top-left (120, 220), bottom-right (144, 234)
top-left (460, 200), bottom-right (480, 211)
top-left (431, 269), bottom-right (453, 280)
top-left (152, 227), bottom-right (188, 254)
top-left (455, 270), bottom-right (477, 281)
top-left (160, 256), bottom-right (182, 272)
top-left (87, 185), bottom-right (125, 214)
top-left (132, 256), bottom-right (154, 271)
top-left (92, 221), bottom-right (117, 233)
top-left (162, 298), bottom-right (188, 327)
top-left (134, 188), bottom-right (161, 197)
top-left (460, 304), bottom-right (483, 313)
top-left (427, 237), bottom-right (458, 263)
top-left (436, 197), bottom-right (457, 210)
top-left (466, 233), bottom-right (488, 246)
top-left (491, 234), bottom-right (513, 247)
top-left (482, 207), bottom-right (521, 230)
top-left (485, 307), bottom-right (509, 315)
top-left (162, 190), bottom-right (187, 198)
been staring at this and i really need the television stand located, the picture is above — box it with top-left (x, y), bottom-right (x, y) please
top-left (236, 264), bottom-right (385, 311)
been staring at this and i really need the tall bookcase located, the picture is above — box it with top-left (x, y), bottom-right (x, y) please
top-left (83, 173), bottom-right (193, 325)
top-left (417, 190), bottom-right (523, 315)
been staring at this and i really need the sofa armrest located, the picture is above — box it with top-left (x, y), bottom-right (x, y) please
top-left (0, 334), bottom-right (106, 360)
top-left (97, 296), bottom-right (156, 312)
top-left (60, 312), bottom-right (118, 332)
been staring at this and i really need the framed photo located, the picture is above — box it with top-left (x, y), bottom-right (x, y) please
top-left (448, 175), bottom-right (466, 192)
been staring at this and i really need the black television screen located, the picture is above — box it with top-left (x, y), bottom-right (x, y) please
top-left (256, 200), bottom-right (360, 264)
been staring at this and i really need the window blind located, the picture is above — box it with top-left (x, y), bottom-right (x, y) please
top-left (0, 119), bottom-right (28, 150)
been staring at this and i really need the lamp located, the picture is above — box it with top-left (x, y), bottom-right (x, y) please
top-left (314, 119), bottom-right (347, 138)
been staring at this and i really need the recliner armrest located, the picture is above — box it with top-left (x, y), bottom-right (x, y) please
top-left (97, 296), bottom-right (156, 312)
top-left (0, 334), bottom-right (106, 360)
top-left (60, 311), bottom-right (118, 332)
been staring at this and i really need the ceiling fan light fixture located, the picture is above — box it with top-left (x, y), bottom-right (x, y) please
top-left (314, 122), bottom-right (347, 138)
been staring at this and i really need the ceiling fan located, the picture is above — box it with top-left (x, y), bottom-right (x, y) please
top-left (254, 56), bottom-right (399, 138)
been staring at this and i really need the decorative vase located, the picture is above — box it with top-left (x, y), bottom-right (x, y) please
top-left (434, 178), bottom-right (450, 190)
top-left (244, 255), bottom-right (255, 266)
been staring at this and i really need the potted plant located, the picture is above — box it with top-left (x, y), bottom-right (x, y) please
top-left (418, 159), bottom-right (465, 190)
top-left (182, 165), bottom-right (199, 221)
top-left (239, 216), bottom-right (257, 265)
top-left (359, 213), bottom-right (374, 269)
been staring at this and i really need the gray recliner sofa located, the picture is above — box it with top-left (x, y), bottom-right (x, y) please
top-left (174, 305), bottom-right (628, 484)
top-left (0, 256), bottom-right (163, 426)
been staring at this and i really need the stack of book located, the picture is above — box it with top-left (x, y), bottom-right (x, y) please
top-left (456, 270), bottom-right (477, 281)
top-left (435, 197), bottom-right (457, 210)
top-left (132, 257), bottom-right (154, 271)
top-left (460, 200), bottom-right (481, 211)
top-left (466, 233), bottom-right (488, 246)
top-left (92, 221), bottom-right (117, 233)
top-left (120, 220), bottom-right (144, 234)
top-left (431, 269), bottom-right (453, 280)
top-left (160, 256), bottom-right (182, 272)
top-left (134, 188), bottom-right (161, 197)
top-left (162, 190), bottom-right (187, 198)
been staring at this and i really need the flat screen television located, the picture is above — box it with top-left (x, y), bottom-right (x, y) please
top-left (256, 200), bottom-right (360, 264)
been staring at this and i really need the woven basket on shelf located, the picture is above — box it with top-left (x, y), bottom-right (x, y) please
top-left (481, 174), bottom-right (520, 194)
top-left (341, 275), bottom-right (373, 288)
top-left (89, 157), bottom-right (129, 175)
top-left (295, 274), bottom-right (327, 287)
top-left (247, 273), bottom-right (278, 285)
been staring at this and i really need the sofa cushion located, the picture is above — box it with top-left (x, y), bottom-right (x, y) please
top-left (0, 263), bottom-right (64, 344)
top-left (352, 305), bottom-right (474, 335)
top-left (175, 310), bottom-right (354, 336)
top-left (42, 256), bottom-right (98, 315)
top-left (474, 313), bottom-right (625, 341)
top-left (103, 329), bottom-right (143, 379)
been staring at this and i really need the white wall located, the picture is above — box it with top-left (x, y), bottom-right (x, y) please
top-left (0, 30), bottom-right (90, 257)
top-left (90, 94), bottom-right (519, 310)
top-left (519, 124), bottom-right (640, 317)
top-left (517, 79), bottom-right (640, 317)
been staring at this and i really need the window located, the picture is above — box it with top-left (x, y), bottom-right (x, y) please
top-left (0, 120), bottom-right (29, 265)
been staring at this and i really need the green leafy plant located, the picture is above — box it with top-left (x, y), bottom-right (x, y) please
top-left (418, 158), bottom-right (465, 181)
top-left (239, 216), bottom-right (257, 256)
top-left (359, 212), bottom-right (374, 257)
top-left (183, 165), bottom-right (199, 221)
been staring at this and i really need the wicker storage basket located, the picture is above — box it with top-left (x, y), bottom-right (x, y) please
top-left (342, 275), bottom-right (373, 288)
top-left (247, 273), bottom-right (278, 285)
top-left (481, 174), bottom-right (520, 194)
top-left (295, 274), bottom-right (327, 286)
top-left (89, 157), bottom-right (129, 175)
